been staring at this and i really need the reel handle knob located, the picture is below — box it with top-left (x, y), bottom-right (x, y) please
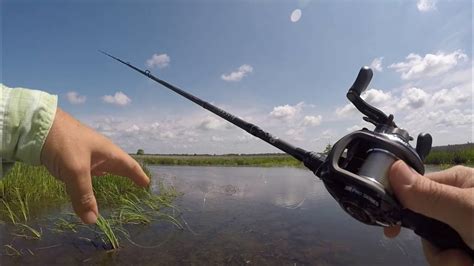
top-left (416, 133), bottom-right (432, 161)
top-left (402, 209), bottom-right (474, 258)
top-left (348, 66), bottom-right (373, 96)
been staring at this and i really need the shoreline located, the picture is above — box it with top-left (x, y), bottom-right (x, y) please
top-left (133, 154), bottom-right (472, 168)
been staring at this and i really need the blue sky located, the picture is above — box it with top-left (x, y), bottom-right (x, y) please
top-left (2, 0), bottom-right (472, 154)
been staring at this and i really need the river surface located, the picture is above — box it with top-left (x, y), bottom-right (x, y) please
top-left (1, 165), bottom-right (443, 265)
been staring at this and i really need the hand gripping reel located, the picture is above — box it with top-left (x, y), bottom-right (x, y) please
top-left (317, 67), bottom-right (473, 257)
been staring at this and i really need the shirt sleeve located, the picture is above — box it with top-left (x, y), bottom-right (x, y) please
top-left (0, 84), bottom-right (58, 177)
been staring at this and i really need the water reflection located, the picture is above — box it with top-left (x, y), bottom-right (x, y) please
top-left (147, 166), bottom-right (428, 265)
top-left (153, 166), bottom-right (328, 211)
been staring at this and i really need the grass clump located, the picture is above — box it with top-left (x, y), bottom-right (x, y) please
top-left (0, 162), bottom-right (156, 209)
top-left (0, 164), bottom-right (66, 204)
top-left (96, 215), bottom-right (120, 249)
top-left (0, 162), bottom-right (181, 251)
top-left (1, 188), bottom-right (43, 240)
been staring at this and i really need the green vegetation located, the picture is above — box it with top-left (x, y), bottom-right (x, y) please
top-left (0, 164), bottom-right (66, 204)
top-left (135, 154), bottom-right (304, 167)
top-left (425, 143), bottom-right (474, 165)
top-left (4, 245), bottom-right (21, 256)
top-left (136, 149), bottom-right (145, 155)
top-left (0, 162), bottom-right (180, 252)
top-left (322, 144), bottom-right (332, 155)
top-left (136, 143), bottom-right (474, 168)
top-left (96, 215), bottom-right (120, 249)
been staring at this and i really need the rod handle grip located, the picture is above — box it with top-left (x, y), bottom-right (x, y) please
top-left (402, 209), bottom-right (474, 258)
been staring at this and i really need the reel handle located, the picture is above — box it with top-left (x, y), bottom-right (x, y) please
top-left (346, 67), bottom-right (393, 126)
top-left (401, 209), bottom-right (474, 258)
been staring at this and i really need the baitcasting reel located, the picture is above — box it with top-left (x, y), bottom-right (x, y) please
top-left (315, 67), bottom-right (473, 257)
top-left (102, 51), bottom-right (474, 258)
top-left (317, 66), bottom-right (432, 227)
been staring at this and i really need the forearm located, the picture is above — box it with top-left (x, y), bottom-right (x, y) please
top-left (0, 84), bottom-right (57, 175)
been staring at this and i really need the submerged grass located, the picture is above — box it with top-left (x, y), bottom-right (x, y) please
top-left (13, 224), bottom-right (42, 240)
top-left (96, 215), bottom-right (120, 249)
top-left (0, 162), bottom-right (181, 252)
top-left (2, 199), bottom-right (18, 224)
top-left (4, 245), bottom-right (21, 256)
top-left (54, 217), bottom-right (78, 233)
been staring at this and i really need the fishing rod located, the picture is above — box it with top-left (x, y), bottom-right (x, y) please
top-left (99, 50), bottom-right (324, 173)
top-left (102, 51), bottom-right (474, 258)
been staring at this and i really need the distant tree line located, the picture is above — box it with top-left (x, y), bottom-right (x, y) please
top-left (425, 143), bottom-right (473, 165)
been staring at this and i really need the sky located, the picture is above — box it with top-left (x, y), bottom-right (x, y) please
top-left (1, 0), bottom-right (472, 154)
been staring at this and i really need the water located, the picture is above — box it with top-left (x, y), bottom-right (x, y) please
top-left (1, 165), bottom-right (442, 265)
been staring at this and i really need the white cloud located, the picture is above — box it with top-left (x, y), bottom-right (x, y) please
top-left (290, 9), bottom-right (302, 23)
top-left (389, 50), bottom-right (468, 80)
top-left (270, 102), bottom-right (304, 120)
top-left (427, 109), bottom-right (473, 127)
top-left (398, 87), bottom-right (429, 109)
top-left (146, 53), bottom-right (170, 69)
top-left (160, 131), bottom-right (175, 139)
top-left (66, 91), bottom-right (86, 104)
top-left (221, 64), bottom-right (253, 82)
top-left (363, 88), bottom-right (393, 105)
top-left (310, 129), bottom-right (334, 143)
top-left (335, 104), bottom-right (356, 117)
top-left (285, 128), bottom-right (304, 141)
top-left (150, 122), bottom-right (160, 130)
top-left (417, 0), bottom-right (437, 12)
top-left (234, 133), bottom-right (255, 144)
top-left (102, 91), bottom-right (131, 106)
top-left (125, 124), bottom-right (140, 133)
top-left (197, 116), bottom-right (228, 131)
top-left (211, 136), bottom-right (224, 142)
top-left (369, 57), bottom-right (384, 72)
top-left (431, 87), bottom-right (469, 106)
top-left (303, 115), bottom-right (322, 126)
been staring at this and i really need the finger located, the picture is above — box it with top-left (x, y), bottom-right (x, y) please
top-left (389, 161), bottom-right (469, 230)
top-left (425, 166), bottom-right (474, 188)
top-left (422, 239), bottom-right (473, 266)
top-left (383, 225), bottom-right (401, 238)
top-left (64, 167), bottom-right (98, 224)
top-left (95, 147), bottom-right (150, 187)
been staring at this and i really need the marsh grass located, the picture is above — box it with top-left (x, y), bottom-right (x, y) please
top-left (2, 199), bottom-right (18, 224)
top-left (136, 154), bottom-right (304, 167)
top-left (117, 195), bottom-right (152, 225)
top-left (54, 217), bottom-right (78, 233)
top-left (1, 162), bottom-right (181, 252)
top-left (0, 164), bottom-right (66, 204)
top-left (13, 224), bottom-right (42, 240)
top-left (0, 163), bottom-right (155, 207)
top-left (96, 215), bottom-right (120, 249)
top-left (4, 244), bottom-right (21, 256)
